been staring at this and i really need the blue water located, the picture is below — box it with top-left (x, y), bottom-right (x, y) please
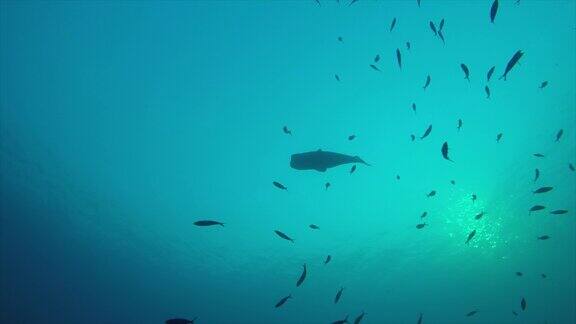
top-left (1, 1), bottom-right (575, 323)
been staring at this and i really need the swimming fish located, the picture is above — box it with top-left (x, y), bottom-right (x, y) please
top-left (374, 54), bottom-right (380, 63)
top-left (541, 273), bottom-right (547, 278)
top-left (533, 186), bottom-right (553, 194)
top-left (273, 181), bottom-right (287, 190)
top-left (290, 150), bottom-right (370, 172)
top-left (421, 211), bottom-right (428, 219)
top-left (512, 311), bottom-right (518, 316)
top-left (485, 85), bottom-right (491, 99)
top-left (420, 124), bottom-right (432, 139)
top-left (490, 0), bottom-right (499, 23)
top-left (417, 0), bottom-right (421, 8)
top-left (472, 194), bottom-right (477, 203)
top-left (416, 223), bottom-right (426, 229)
top-left (521, 297), bottom-right (526, 311)
top-left (406, 42), bottom-right (411, 50)
top-left (475, 212), bottom-right (486, 220)
top-left (499, 50), bottom-right (524, 80)
top-left (570, 163), bottom-right (575, 171)
top-left (334, 287), bottom-right (344, 304)
top-left (166, 318), bottom-right (197, 324)
top-left (441, 141), bottom-right (453, 162)
top-left (348, 135), bottom-right (356, 141)
top-left (550, 210), bottom-right (568, 215)
top-left (283, 126), bottom-right (292, 135)
top-left (457, 119), bottom-right (462, 131)
top-left (296, 264), bottom-right (307, 286)
top-left (465, 230), bottom-right (477, 244)
top-left (534, 153), bottom-right (545, 157)
top-left (275, 230), bottom-right (294, 243)
top-left (350, 165), bottom-right (356, 174)
top-left (309, 224), bottom-right (320, 230)
top-left (450, 180), bottom-right (456, 185)
top-left (487, 66), bottom-right (495, 82)
top-left (529, 205), bottom-right (545, 214)
top-left (390, 18), bottom-right (397, 32)
top-left (354, 311), bottom-right (366, 324)
top-left (396, 48), bottom-right (402, 69)
top-left (516, 272), bottom-right (523, 277)
top-left (417, 313), bottom-right (423, 324)
top-left (460, 64), bottom-right (470, 81)
top-left (412, 103), bottom-right (417, 113)
top-left (325, 182), bottom-right (331, 190)
top-left (423, 75), bottom-right (431, 90)
top-left (438, 30), bottom-right (445, 44)
top-left (369, 64), bottom-right (381, 72)
top-left (534, 168), bottom-right (540, 182)
top-left (537, 235), bottom-right (550, 240)
top-left (466, 310), bottom-right (478, 317)
top-left (348, 0), bottom-right (358, 6)
top-left (427, 190), bottom-right (436, 197)
top-left (555, 129), bottom-right (563, 142)
top-left (411, 134), bottom-right (416, 142)
top-left (324, 255), bottom-right (332, 265)
top-left (194, 220), bottom-right (224, 227)
top-left (275, 295), bottom-right (292, 308)
top-left (429, 21), bottom-right (437, 36)
top-left (496, 133), bottom-right (503, 142)
top-left (338, 36), bottom-right (343, 42)
top-left (332, 315), bottom-right (349, 324)
top-left (539, 81), bottom-right (548, 89)
top-left (314, 0), bottom-right (321, 6)
top-left (438, 18), bottom-right (445, 31)
top-left (335, 74), bottom-right (341, 81)
top-left (396, 175), bottom-right (400, 180)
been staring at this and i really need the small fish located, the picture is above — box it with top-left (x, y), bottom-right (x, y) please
top-left (406, 41), bottom-right (411, 50)
top-left (412, 103), bottom-right (417, 113)
top-left (166, 318), bottom-right (197, 324)
top-left (194, 220), bottom-right (224, 227)
top-left (296, 264), bottom-right (307, 286)
top-left (496, 133), bottom-right (503, 142)
top-left (465, 230), bottom-right (477, 244)
top-left (570, 163), bottom-right (575, 171)
top-left (450, 180), bottom-right (456, 185)
top-left (438, 18), bottom-right (445, 31)
top-left (441, 141), bottom-right (453, 162)
top-left (283, 126), bottom-right (292, 135)
top-left (338, 36), bottom-right (343, 42)
top-left (539, 81), bottom-right (548, 89)
top-left (529, 205), bottom-right (545, 213)
top-left (486, 66), bottom-right (495, 82)
top-left (348, 134), bottom-right (356, 141)
top-left (417, 0), bottom-right (421, 8)
top-left (334, 287), bottom-right (344, 304)
top-left (427, 190), bottom-right (436, 197)
top-left (555, 129), bottom-right (563, 142)
top-left (390, 17), bottom-right (397, 32)
top-left (466, 310), bottom-right (478, 317)
top-left (516, 271), bottom-right (523, 277)
top-left (534, 168), bottom-right (540, 182)
top-left (550, 209), bottom-right (568, 215)
top-left (354, 311), bottom-right (366, 324)
top-left (475, 212), bottom-right (486, 220)
top-left (485, 85), bottom-right (491, 99)
top-left (533, 186), bottom-right (553, 194)
top-left (325, 182), bottom-right (331, 190)
top-left (420, 211), bottom-right (428, 219)
top-left (429, 21), bottom-right (437, 36)
top-left (499, 50), bottom-right (524, 80)
top-left (420, 124), bottom-right (432, 139)
top-left (374, 54), bottom-right (380, 63)
top-left (417, 313), bottom-right (423, 324)
top-left (275, 230), bottom-right (294, 243)
top-left (460, 64), bottom-right (470, 81)
top-left (314, 0), bottom-right (321, 6)
top-left (396, 175), bottom-right (400, 180)
top-left (521, 297), bottom-right (526, 311)
top-left (348, 0), bottom-right (358, 6)
top-left (309, 224), bottom-right (320, 230)
top-left (534, 153), bottom-right (545, 158)
top-left (350, 165), bottom-right (356, 174)
top-left (332, 315), bottom-right (349, 324)
top-left (396, 48), bottom-right (402, 69)
top-left (335, 74), bottom-right (341, 81)
top-left (490, 0), bottom-right (499, 23)
top-left (369, 64), bottom-right (381, 72)
top-left (537, 235), bottom-right (550, 240)
top-left (457, 119), bottom-right (463, 131)
top-left (416, 223), bottom-right (426, 229)
top-left (273, 181), bottom-right (288, 190)
top-left (423, 75), bottom-right (431, 90)
top-left (324, 255), bottom-right (332, 265)
top-left (411, 134), bottom-right (416, 142)
top-left (275, 294), bottom-right (292, 308)
top-left (541, 273), bottom-right (547, 278)
top-left (512, 311), bottom-right (518, 316)
top-left (472, 194), bottom-right (477, 203)
top-left (438, 30), bottom-right (445, 44)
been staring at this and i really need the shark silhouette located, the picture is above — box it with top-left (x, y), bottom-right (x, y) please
top-left (290, 149), bottom-right (370, 172)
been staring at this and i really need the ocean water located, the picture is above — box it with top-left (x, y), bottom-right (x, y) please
top-left (1, 1), bottom-right (575, 323)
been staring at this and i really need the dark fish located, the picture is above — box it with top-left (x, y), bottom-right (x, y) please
top-left (334, 287), bottom-right (344, 304)
top-left (485, 85), bottom-right (491, 99)
top-left (533, 186), bottom-right (553, 194)
top-left (438, 18), bottom-right (445, 31)
top-left (338, 36), bottom-right (343, 42)
top-left (275, 294), bottom-right (292, 308)
top-left (314, 0), bottom-right (321, 6)
top-left (441, 141), bottom-right (453, 162)
top-left (512, 311), bottom-right (518, 316)
top-left (406, 41), bottom-right (411, 50)
top-left (529, 205), bottom-right (545, 213)
top-left (194, 220), bottom-right (224, 227)
top-left (450, 180), bottom-right (456, 185)
top-left (412, 103), bottom-right (417, 113)
top-left (427, 190), bottom-right (436, 197)
top-left (423, 75), bottom-right (431, 90)
top-left (332, 315), bottom-right (349, 324)
top-left (309, 224), bottom-right (320, 230)
top-left (290, 149), bottom-right (369, 172)
top-left (457, 119), bottom-right (462, 131)
top-left (521, 297), bottom-right (526, 311)
top-left (348, 134), bottom-right (356, 141)
top-left (396, 48), bottom-right (402, 69)
top-left (490, 0), bottom-right (499, 23)
top-left (396, 175), bottom-right (400, 180)
top-left (541, 273), bottom-right (547, 278)
top-left (411, 134), bottom-right (416, 142)
top-left (283, 126), bottom-right (292, 135)
top-left (354, 311), bottom-right (366, 324)
top-left (486, 66), bottom-right (495, 82)
top-left (570, 163), bottom-right (575, 171)
top-left (539, 81), bottom-right (548, 89)
top-left (416, 223), bottom-right (426, 229)
top-left (335, 74), bottom-right (341, 81)
top-left (420, 124), bottom-right (432, 139)
top-left (438, 30), bottom-right (445, 44)
top-left (534, 153), bottom-right (545, 157)
top-left (324, 255), bottom-right (332, 265)
top-left (534, 168), bottom-right (540, 182)
top-left (516, 271), bottom-right (523, 276)
top-left (496, 133), bottom-right (503, 142)
top-left (166, 318), bottom-right (197, 324)
top-left (374, 54), bottom-right (380, 63)
top-left (350, 165), bottom-right (357, 174)
top-left (555, 129), bottom-right (563, 142)
top-left (465, 230), bottom-right (477, 244)
top-left (537, 235), bottom-right (550, 240)
top-left (273, 181), bottom-right (288, 190)
top-left (460, 64), bottom-right (470, 81)
top-left (550, 209), bottom-right (568, 215)
top-left (275, 230), bottom-right (294, 243)
top-left (348, 0), bottom-right (358, 6)
top-left (417, 313), bottom-right (423, 324)
top-left (472, 194), bottom-right (477, 203)
top-left (499, 50), bottom-right (524, 80)
top-left (296, 264), bottom-right (307, 286)
top-left (417, 0), bottom-right (421, 8)
top-left (421, 211), bottom-right (428, 219)
top-left (466, 310), bottom-right (478, 317)
top-left (429, 21), bottom-right (437, 36)
top-left (325, 182), bottom-right (331, 190)
top-left (369, 64), bottom-right (381, 72)
top-left (390, 17), bottom-right (397, 32)
top-left (475, 212), bottom-right (486, 220)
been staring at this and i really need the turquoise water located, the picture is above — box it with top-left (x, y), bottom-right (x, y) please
top-left (1, 1), bottom-right (575, 323)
